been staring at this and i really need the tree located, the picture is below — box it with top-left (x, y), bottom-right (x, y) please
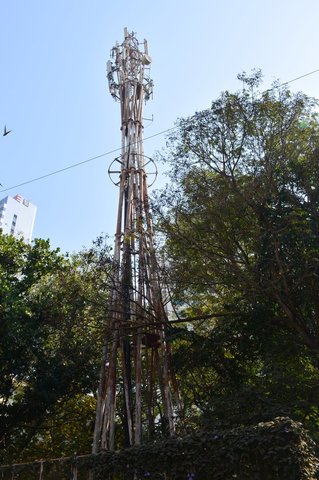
top-left (153, 72), bottom-right (319, 434)
top-left (156, 71), bottom-right (319, 354)
top-left (0, 233), bottom-right (111, 462)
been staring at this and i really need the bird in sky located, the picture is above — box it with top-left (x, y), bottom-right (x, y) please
top-left (3, 125), bottom-right (12, 136)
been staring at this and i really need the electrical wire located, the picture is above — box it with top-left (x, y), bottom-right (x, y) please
top-left (278, 68), bottom-right (319, 87)
top-left (1, 67), bottom-right (319, 194)
top-left (0, 127), bottom-right (176, 194)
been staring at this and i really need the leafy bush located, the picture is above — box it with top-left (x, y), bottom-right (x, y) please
top-left (1, 417), bottom-right (317, 479)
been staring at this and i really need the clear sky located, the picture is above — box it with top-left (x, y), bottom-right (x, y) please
top-left (1, 0), bottom-right (319, 253)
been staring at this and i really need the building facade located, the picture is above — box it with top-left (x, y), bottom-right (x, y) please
top-left (0, 194), bottom-right (37, 243)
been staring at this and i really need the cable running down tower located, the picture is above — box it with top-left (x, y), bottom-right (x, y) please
top-left (93, 28), bottom-right (177, 452)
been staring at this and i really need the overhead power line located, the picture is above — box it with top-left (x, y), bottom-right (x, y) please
top-left (279, 68), bottom-right (319, 87)
top-left (1, 67), bottom-right (319, 194)
top-left (0, 127), bottom-right (176, 194)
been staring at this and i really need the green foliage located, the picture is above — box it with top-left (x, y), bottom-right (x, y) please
top-left (0, 233), bottom-right (111, 463)
top-left (153, 73), bottom-right (319, 436)
top-left (156, 74), bottom-right (319, 343)
top-left (171, 308), bottom-right (319, 437)
top-left (19, 394), bottom-right (97, 461)
top-left (0, 418), bottom-right (317, 479)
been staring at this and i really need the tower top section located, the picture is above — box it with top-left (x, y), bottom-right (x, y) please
top-left (106, 27), bottom-right (153, 102)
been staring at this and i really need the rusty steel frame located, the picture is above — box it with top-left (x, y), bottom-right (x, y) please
top-left (92, 28), bottom-right (176, 453)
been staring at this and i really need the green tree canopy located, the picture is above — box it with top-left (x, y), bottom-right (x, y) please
top-left (0, 233), bottom-right (111, 462)
top-left (153, 72), bottom-right (319, 434)
top-left (156, 72), bottom-right (319, 353)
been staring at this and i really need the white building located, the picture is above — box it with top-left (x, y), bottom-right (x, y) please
top-left (0, 194), bottom-right (37, 243)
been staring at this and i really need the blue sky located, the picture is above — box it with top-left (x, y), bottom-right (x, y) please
top-left (1, 0), bottom-right (319, 253)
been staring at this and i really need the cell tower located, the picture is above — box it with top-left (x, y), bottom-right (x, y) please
top-left (92, 28), bottom-right (177, 452)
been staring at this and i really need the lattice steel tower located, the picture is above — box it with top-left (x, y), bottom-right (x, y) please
top-left (92, 28), bottom-right (177, 452)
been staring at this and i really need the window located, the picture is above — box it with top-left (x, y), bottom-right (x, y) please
top-left (10, 214), bottom-right (18, 234)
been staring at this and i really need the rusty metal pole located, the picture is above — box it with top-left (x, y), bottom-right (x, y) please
top-left (93, 28), bottom-right (176, 452)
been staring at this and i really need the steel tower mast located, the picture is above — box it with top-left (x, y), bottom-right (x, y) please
top-left (92, 28), bottom-right (176, 452)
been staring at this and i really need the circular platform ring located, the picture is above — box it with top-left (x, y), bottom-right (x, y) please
top-left (108, 154), bottom-right (158, 187)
